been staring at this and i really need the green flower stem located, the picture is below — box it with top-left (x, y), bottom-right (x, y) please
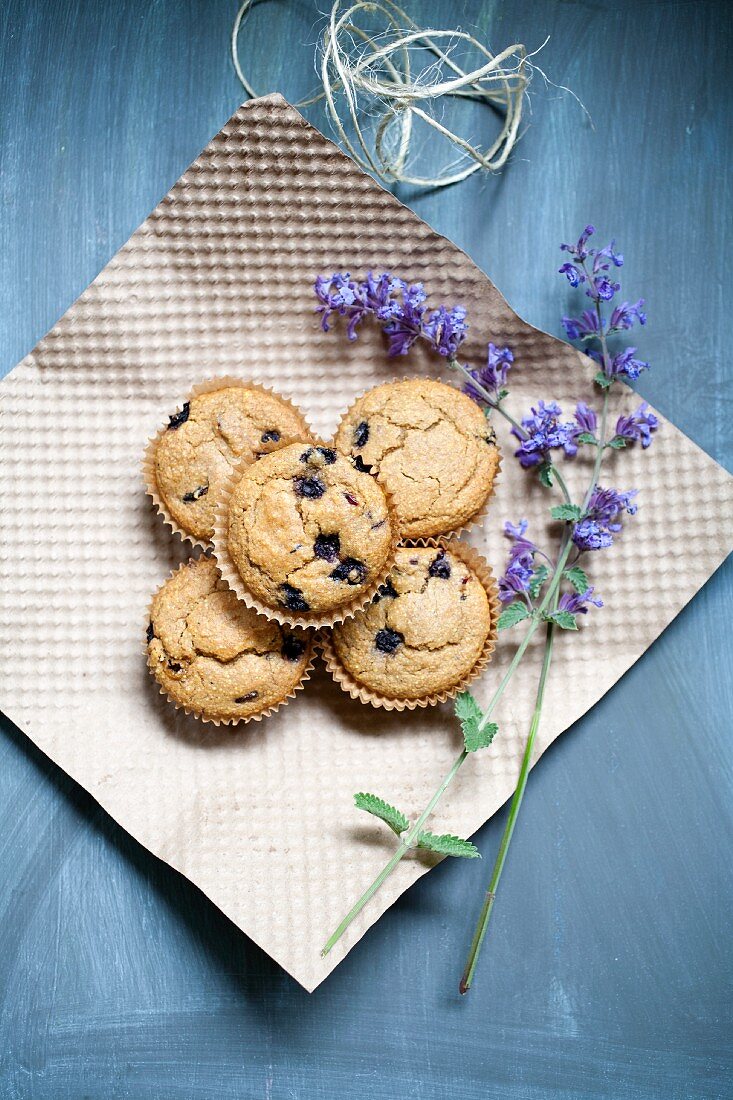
top-left (549, 464), bottom-right (573, 507)
top-left (582, 385), bottom-right (610, 512)
top-left (458, 382), bottom-right (613, 993)
top-left (459, 616), bottom-right (556, 994)
top-left (321, 534), bottom-right (574, 958)
top-left (321, 750), bottom-right (467, 957)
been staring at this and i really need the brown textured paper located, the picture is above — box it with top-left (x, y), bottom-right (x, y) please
top-left (0, 95), bottom-right (731, 992)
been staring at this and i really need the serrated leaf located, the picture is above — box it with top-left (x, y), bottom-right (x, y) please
top-left (576, 432), bottom-right (598, 445)
top-left (454, 691), bottom-right (480, 746)
top-left (454, 692), bottom-right (498, 753)
top-left (529, 564), bottom-right (549, 600)
top-left (538, 462), bottom-right (554, 488)
top-left (354, 792), bottom-right (409, 835)
top-left (497, 602), bottom-right (530, 630)
top-left (417, 832), bottom-right (481, 859)
top-left (469, 721), bottom-right (498, 752)
top-left (594, 371), bottom-right (613, 389)
top-left (608, 436), bottom-right (627, 449)
top-left (551, 503), bottom-right (583, 522)
top-left (546, 610), bottom-right (578, 630)
top-left (563, 566), bottom-right (589, 594)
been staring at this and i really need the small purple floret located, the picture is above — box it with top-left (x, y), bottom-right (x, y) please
top-left (572, 486), bottom-right (638, 551)
top-left (615, 402), bottom-right (659, 449)
top-left (464, 343), bottom-right (514, 403)
top-left (512, 401), bottom-right (578, 468)
top-left (558, 586), bottom-right (603, 615)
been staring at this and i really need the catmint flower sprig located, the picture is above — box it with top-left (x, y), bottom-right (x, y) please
top-left (316, 270), bottom-right (573, 503)
top-left (316, 230), bottom-right (658, 993)
top-left (560, 224), bottom-right (649, 386)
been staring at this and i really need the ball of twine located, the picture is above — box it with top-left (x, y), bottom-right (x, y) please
top-left (232, 0), bottom-right (536, 189)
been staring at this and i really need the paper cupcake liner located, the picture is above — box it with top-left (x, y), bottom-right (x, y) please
top-left (143, 556), bottom-right (316, 726)
top-left (319, 537), bottom-right (500, 711)
top-left (211, 446), bottom-right (403, 629)
top-left (329, 376), bottom-right (502, 542)
top-left (142, 376), bottom-right (316, 549)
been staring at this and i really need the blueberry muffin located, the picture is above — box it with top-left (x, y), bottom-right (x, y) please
top-left (325, 544), bottom-right (495, 704)
top-left (147, 382), bottom-right (312, 543)
top-left (217, 442), bottom-right (398, 624)
top-left (333, 378), bottom-right (500, 538)
top-left (146, 555), bottom-right (313, 723)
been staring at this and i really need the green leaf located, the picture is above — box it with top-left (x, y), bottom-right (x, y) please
top-left (417, 832), bottom-right (481, 859)
top-left (576, 432), bottom-right (598, 445)
top-left (354, 792), bottom-right (409, 835)
top-left (538, 462), bottom-right (554, 488)
top-left (607, 436), bottom-right (627, 449)
top-left (455, 692), bottom-right (498, 752)
top-left (551, 503), bottom-right (583, 522)
top-left (546, 610), bottom-right (578, 630)
top-left (454, 692), bottom-right (479, 747)
top-left (497, 602), bottom-right (530, 630)
top-left (529, 564), bottom-right (549, 599)
top-left (594, 371), bottom-right (613, 390)
top-left (563, 566), bottom-right (589, 594)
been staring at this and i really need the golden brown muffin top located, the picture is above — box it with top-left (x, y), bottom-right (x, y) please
top-left (147, 555), bottom-right (311, 721)
top-left (330, 546), bottom-right (492, 700)
top-left (226, 442), bottom-right (395, 617)
top-left (334, 378), bottom-right (499, 538)
top-left (153, 385), bottom-right (311, 542)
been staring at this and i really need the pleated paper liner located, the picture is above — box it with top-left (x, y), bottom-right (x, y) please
top-left (319, 538), bottom-right (500, 711)
top-left (144, 556), bottom-right (316, 727)
top-left (211, 445), bottom-right (403, 629)
top-left (329, 376), bottom-right (502, 541)
top-left (142, 375), bottom-right (316, 549)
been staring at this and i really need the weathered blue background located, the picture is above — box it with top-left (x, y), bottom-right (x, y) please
top-left (1, 2), bottom-right (731, 1097)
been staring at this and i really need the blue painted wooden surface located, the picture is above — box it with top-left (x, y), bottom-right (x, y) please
top-left (1, 1), bottom-right (731, 1096)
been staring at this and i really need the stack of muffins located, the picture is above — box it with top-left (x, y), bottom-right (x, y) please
top-left (143, 376), bottom-right (501, 725)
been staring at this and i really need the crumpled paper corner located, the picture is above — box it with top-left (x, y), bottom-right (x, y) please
top-left (0, 94), bottom-right (731, 991)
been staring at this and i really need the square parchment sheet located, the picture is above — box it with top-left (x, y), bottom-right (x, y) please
top-left (1, 96), bottom-right (731, 991)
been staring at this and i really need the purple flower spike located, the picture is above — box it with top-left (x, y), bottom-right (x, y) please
top-left (314, 273), bottom-right (360, 333)
top-left (559, 262), bottom-right (585, 288)
top-left (464, 343), bottom-right (514, 402)
top-left (597, 240), bottom-right (624, 268)
top-left (615, 402), bottom-right (659, 448)
top-left (498, 556), bottom-right (535, 603)
top-left (504, 518), bottom-right (538, 560)
top-left (513, 401), bottom-right (579, 468)
top-left (572, 485), bottom-right (638, 551)
top-left (608, 298), bottom-right (647, 332)
top-left (608, 346), bottom-right (650, 381)
top-left (498, 519), bottom-right (540, 602)
top-left (360, 272), bottom-right (408, 322)
top-left (558, 586), bottom-right (604, 615)
top-left (560, 225), bottom-right (595, 260)
top-left (314, 270), bottom-right (469, 362)
top-left (561, 310), bottom-right (599, 340)
top-left (573, 402), bottom-right (597, 434)
top-left (382, 282), bottom-right (428, 357)
top-left (588, 274), bottom-right (621, 301)
top-left (422, 305), bottom-right (469, 357)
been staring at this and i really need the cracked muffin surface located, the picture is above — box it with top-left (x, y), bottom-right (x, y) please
top-left (152, 384), bottom-right (312, 542)
top-left (333, 378), bottom-right (499, 538)
top-left (225, 442), bottom-right (396, 617)
top-left (330, 546), bottom-right (492, 700)
top-left (146, 556), bottom-right (312, 721)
